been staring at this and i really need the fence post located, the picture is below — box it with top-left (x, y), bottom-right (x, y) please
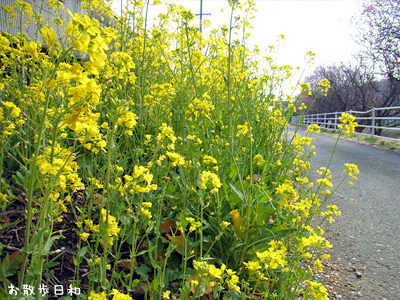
top-left (334, 112), bottom-right (337, 130)
top-left (371, 107), bottom-right (375, 137)
top-left (324, 113), bottom-right (327, 129)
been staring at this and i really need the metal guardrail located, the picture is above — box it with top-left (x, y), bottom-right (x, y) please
top-left (291, 106), bottom-right (400, 142)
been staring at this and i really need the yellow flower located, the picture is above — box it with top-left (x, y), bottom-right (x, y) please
top-left (253, 154), bottom-right (265, 165)
top-left (209, 265), bottom-right (223, 279)
top-left (307, 124), bottom-right (320, 133)
top-left (0, 193), bottom-right (9, 203)
top-left (300, 82), bottom-right (312, 95)
top-left (322, 254), bottom-right (330, 260)
top-left (162, 290), bottom-right (171, 299)
top-left (344, 163), bottom-right (359, 176)
top-left (96, 140), bottom-right (107, 148)
top-left (141, 207), bottom-right (152, 219)
top-left (236, 122), bottom-right (250, 137)
top-left (317, 178), bottom-right (333, 187)
top-left (111, 289), bottom-right (133, 300)
top-left (306, 281), bottom-right (328, 300)
top-left (88, 291), bottom-right (107, 300)
top-left (282, 268), bottom-right (289, 272)
top-left (338, 113), bottom-right (358, 135)
top-left (166, 151), bottom-right (185, 167)
top-left (221, 221), bottom-right (230, 230)
top-left (203, 155), bottom-right (217, 164)
top-left (23, 41), bottom-right (39, 58)
top-left (199, 171), bottom-right (221, 192)
top-left (243, 260), bottom-right (261, 272)
top-left (73, 33), bottom-right (90, 52)
top-left (2, 101), bottom-right (21, 117)
top-left (40, 26), bottom-right (57, 46)
top-left (191, 280), bottom-right (199, 286)
top-left (230, 209), bottom-right (243, 237)
top-left (318, 78), bottom-right (330, 95)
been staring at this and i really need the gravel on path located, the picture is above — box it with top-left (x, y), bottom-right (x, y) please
top-left (288, 125), bottom-right (400, 300)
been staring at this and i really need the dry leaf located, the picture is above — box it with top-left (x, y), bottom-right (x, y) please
top-left (160, 220), bottom-right (176, 234)
top-left (116, 259), bottom-right (137, 269)
top-left (167, 234), bottom-right (185, 255)
top-left (0, 214), bottom-right (10, 225)
top-left (92, 193), bottom-right (103, 205)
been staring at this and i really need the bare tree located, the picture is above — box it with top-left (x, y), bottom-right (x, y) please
top-left (355, 0), bottom-right (400, 82)
top-left (301, 63), bottom-right (375, 110)
top-left (299, 62), bottom-right (400, 135)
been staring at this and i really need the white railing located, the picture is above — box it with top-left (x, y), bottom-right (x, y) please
top-left (291, 106), bottom-right (400, 142)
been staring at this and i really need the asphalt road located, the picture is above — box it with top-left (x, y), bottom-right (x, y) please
top-left (287, 125), bottom-right (400, 300)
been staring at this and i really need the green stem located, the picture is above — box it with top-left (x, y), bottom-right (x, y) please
top-left (102, 126), bottom-right (115, 290)
top-left (19, 47), bottom-right (73, 293)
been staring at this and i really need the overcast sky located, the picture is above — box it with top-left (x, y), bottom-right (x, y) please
top-left (112, 0), bottom-right (365, 73)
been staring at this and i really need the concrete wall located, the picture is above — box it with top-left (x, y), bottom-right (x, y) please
top-left (0, 0), bottom-right (82, 42)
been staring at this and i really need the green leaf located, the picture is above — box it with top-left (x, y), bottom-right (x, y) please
top-left (132, 279), bottom-right (140, 288)
top-left (164, 268), bottom-right (179, 286)
top-left (227, 180), bottom-right (245, 203)
top-left (0, 220), bottom-right (21, 231)
top-left (150, 278), bottom-right (159, 294)
top-left (0, 286), bottom-right (9, 300)
top-left (229, 165), bottom-right (237, 180)
top-left (42, 261), bottom-right (59, 270)
top-left (14, 171), bottom-right (27, 187)
top-left (20, 227), bottom-right (49, 255)
top-left (224, 291), bottom-right (241, 299)
top-left (227, 242), bottom-right (247, 256)
top-left (105, 182), bottom-right (122, 204)
top-left (252, 229), bottom-right (293, 253)
top-left (179, 211), bottom-right (188, 229)
top-left (99, 219), bottom-right (112, 245)
top-left (137, 245), bottom-right (156, 257)
top-left (43, 234), bottom-right (62, 255)
top-left (254, 202), bottom-right (272, 226)
top-left (1, 252), bottom-right (21, 278)
top-left (76, 246), bottom-right (87, 263)
top-left (136, 264), bottom-right (150, 281)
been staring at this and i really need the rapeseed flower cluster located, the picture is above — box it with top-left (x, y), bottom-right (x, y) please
top-left (122, 165), bottom-right (157, 194)
top-left (307, 123), bottom-right (320, 133)
top-left (199, 170), bottom-right (222, 193)
top-left (306, 280), bottom-right (329, 300)
top-left (80, 209), bottom-right (120, 246)
top-left (36, 143), bottom-right (84, 193)
top-left (193, 261), bottom-right (241, 293)
top-left (344, 163), bottom-right (359, 186)
top-left (318, 78), bottom-right (330, 96)
top-left (300, 82), bottom-right (312, 95)
top-left (275, 180), bottom-right (297, 209)
top-left (338, 112), bottom-right (358, 135)
top-left (253, 153), bottom-right (265, 165)
top-left (157, 123), bottom-right (177, 150)
top-left (256, 240), bottom-right (288, 270)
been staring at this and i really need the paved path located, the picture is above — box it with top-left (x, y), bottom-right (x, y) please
top-left (288, 125), bottom-right (400, 300)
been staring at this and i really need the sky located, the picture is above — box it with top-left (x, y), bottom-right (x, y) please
top-left (112, 0), bottom-right (365, 74)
